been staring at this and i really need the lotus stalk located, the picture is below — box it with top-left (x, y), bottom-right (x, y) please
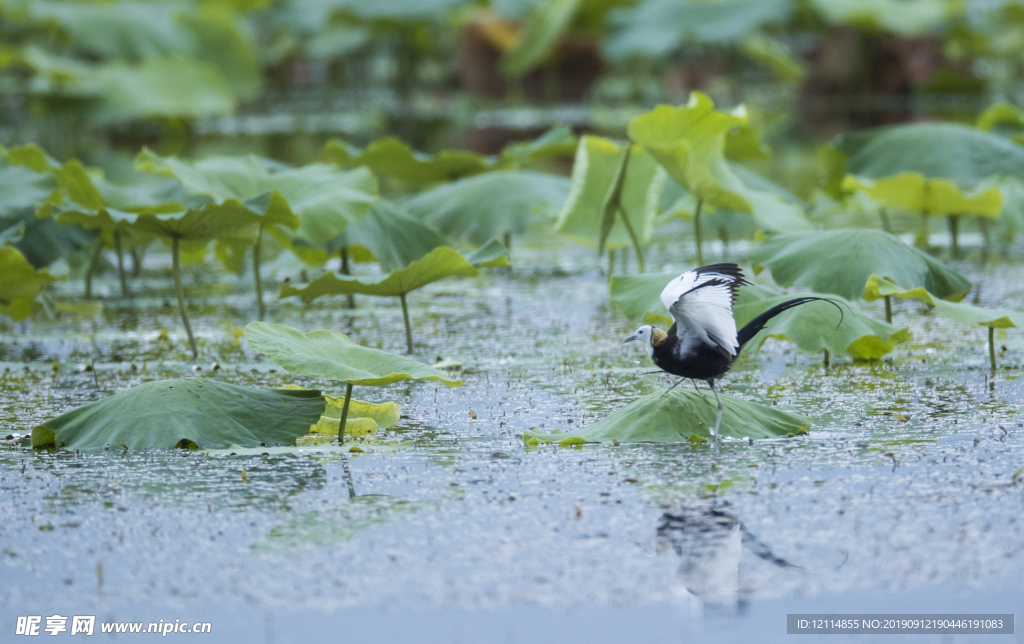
top-left (253, 226), bottom-right (264, 321)
top-left (339, 247), bottom-right (355, 309)
top-left (337, 383), bottom-right (354, 443)
top-left (948, 215), bottom-right (960, 258)
top-left (113, 231), bottom-right (129, 297)
top-left (171, 237), bottom-right (198, 359)
top-left (989, 327), bottom-right (996, 371)
top-left (399, 293), bottom-right (413, 354)
top-left (884, 296), bottom-right (892, 323)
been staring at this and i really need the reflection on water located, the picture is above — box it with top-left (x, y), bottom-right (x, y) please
top-left (656, 501), bottom-right (800, 610)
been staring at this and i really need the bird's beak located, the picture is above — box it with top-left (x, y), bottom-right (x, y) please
top-left (624, 334), bottom-right (638, 344)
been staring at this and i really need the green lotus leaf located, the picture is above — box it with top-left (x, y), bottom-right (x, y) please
top-left (496, 126), bottom-right (578, 170)
top-left (280, 385), bottom-right (401, 442)
top-left (748, 229), bottom-right (972, 302)
top-left (605, 0), bottom-right (792, 60)
top-left (332, 201), bottom-right (449, 271)
top-left (4, 143), bottom-right (104, 210)
top-left (609, 272), bottom-right (676, 326)
top-left (31, 378), bottom-right (326, 450)
top-left (280, 243), bottom-right (508, 303)
top-left (405, 170), bottom-right (571, 246)
top-left (137, 149), bottom-right (374, 244)
top-left (980, 175), bottom-right (1024, 243)
top-left (523, 388), bottom-right (809, 443)
top-left (244, 322), bottom-right (462, 387)
top-left (0, 247), bottom-right (58, 321)
top-left (24, 47), bottom-right (237, 123)
top-left (322, 137), bottom-right (488, 185)
top-left (501, 0), bottom-right (582, 77)
top-left (628, 92), bottom-right (752, 213)
top-left (734, 284), bottom-right (910, 360)
top-left (51, 192), bottom-right (291, 243)
top-left (556, 136), bottom-right (664, 250)
top-left (842, 173), bottom-right (1003, 218)
top-left (976, 102), bottom-right (1024, 145)
top-left (842, 122), bottom-right (1024, 184)
top-left (810, 0), bottom-right (955, 35)
top-left (866, 275), bottom-right (1024, 329)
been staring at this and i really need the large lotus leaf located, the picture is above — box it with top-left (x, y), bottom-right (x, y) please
top-left (0, 247), bottom-right (57, 320)
top-left (137, 149), bottom-right (374, 244)
top-left (0, 163), bottom-right (54, 217)
top-left (51, 191), bottom-right (292, 243)
top-left (843, 123), bottom-right (1024, 185)
top-left (556, 137), bottom-right (664, 250)
top-left (842, 173), bottom-right (1002, 217)
top-left (524, 389), bottom-right (808, 443)
top-left (980, 175), bottom-right (1024, 243)
top-left (748, 229), bottom-right (972, 302)
top-left (810, 0), bottom-right (955, 35)
top-left (30, 378), bottom-right (326, 450)
top-left (496, 126), bottom-right (578, 170)
top-left (501, 0), bottom-right (582, 76)
top-left (628, 92), bottom-right (752, 213)
top-left (280, 243), bottom-right (509, 303)
top-left (26, 0), bottom-right (260, 98)
top-left (605, 0), bottom-right (792, 60)
top-left (288, 0), bottom-right (466, 23)
top-left (13, 216), bottom-right (97, 269)
top-left (609, 272), bottom-right (675, 326)
top-left (244, 322), bottom-right (462, 387)
top-left (405, 171), bottom-right (571, 246)
top-left (24, 47), bottom-right (236, 122)
top-left (322, 137), bottom-right (488, 185)
top-left (334, 201), bottom-right (449, 272)
top-left (734, 284), bottom-right (910, 360)
top-left (865, 276), bottom-right (1024, 329)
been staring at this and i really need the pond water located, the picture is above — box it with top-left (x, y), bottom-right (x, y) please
top-left (1, 236), bottom-right (1023, 642)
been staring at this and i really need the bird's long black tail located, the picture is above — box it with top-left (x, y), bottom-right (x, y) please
top-left (737, 297), bottom-right (845, 351)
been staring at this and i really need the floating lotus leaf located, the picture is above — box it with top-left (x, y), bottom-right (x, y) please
top-left (609, 272), bottom-right (909, 359)
top-left (280, 242), bottom-right (509, 303)
top-left (244, 322), bottom-right (462, 387)
top-left (280, 385), bottom-right (402, 442)
top-left (523, 389), bottom-right (809, 443)
top-left (748, 229), bottom-right (972, 302)
top-left (976, 102), bottom-right (1024, 145)
top-left (810, 0), bottom-right (951, 34)
top-left (842, 122), bottom-right (1024, 184)
top-left (322, 137), bottom-right (488, 185)
top-left (980, 175), bottom-right (1024, 243)
top-left (405, 171), bottom-right (571, 246)
top-left (0, 247), bottom-right (58, 321)
top-left (253, 495), bottom-right (419, 553)
top-left (842, 173), bottom-right (1003, 218)
top-left (734, 284), bottom-right (910, 361)
top-left (496, 126), bottom-right (578, 170)
top-left (31, 378), bottom-right (326, 450)
top-left (556, 136), bottom-right (663, 251)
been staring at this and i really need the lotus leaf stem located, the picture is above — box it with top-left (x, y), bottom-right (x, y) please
top-left (948, 215), bottom-right (960, 258)
top-left (978, 216), bottom-right (991, 263)
top-left (503, 232), bottom-right (512, 254)
top-left (989, 326), bottom-right (996, 371)
top-left (130, 247), bottom-right (141, 277)
top-left (337, 382), bottom-right (354, 444)
top-left (884, 296), bottom-right (892, 324)
top-left (254, 227), bottom-right (264, 321)
top-left (879, 208), bottom-right (892, 233)
top-left (607, 248), bottom-right (615, 278)
top-left (823, 349), bottom-right (830, 369)
top-left (171, 237), bottom-right (198, 359)
top-left (340, 454), bottom-right (356, 499)
top-left (693, 198), bottom-right (705, 266)
top-left (340, 247), bottom-right (355, 309)
top-left (618, 207), bottom-right (645, 273)
top-left (718, 225), bottom-right (729, 260)
top-left (400, 293), bottom-right (414, 353)
top-left (114, 231), bottom-right (129, 297)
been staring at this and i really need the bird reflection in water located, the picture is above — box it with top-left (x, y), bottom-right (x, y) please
top-left (655, 501), bottom-right (801, 611)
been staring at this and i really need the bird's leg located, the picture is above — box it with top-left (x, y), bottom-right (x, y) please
top-left (640, 370), bottom-right (664, 375)
top-left (690, 378), bottom-right (709, 400)
top-left (708, 378), bottom-right (723, 441)
top-left (661, 378), bottom-right (686, 398)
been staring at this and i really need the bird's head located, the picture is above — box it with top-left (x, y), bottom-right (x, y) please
top-left (624, 325), bottom-right (666, 356)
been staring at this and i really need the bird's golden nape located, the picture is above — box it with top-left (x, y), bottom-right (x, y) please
top-left (651, 328), bottom-right (667, 347)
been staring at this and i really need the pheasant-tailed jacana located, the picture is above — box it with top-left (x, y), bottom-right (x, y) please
top-left (625, 263), bottom-right (842, 440)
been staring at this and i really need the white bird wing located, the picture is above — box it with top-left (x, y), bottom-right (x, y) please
top-left (659, 264), bottom-right (747, 357)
